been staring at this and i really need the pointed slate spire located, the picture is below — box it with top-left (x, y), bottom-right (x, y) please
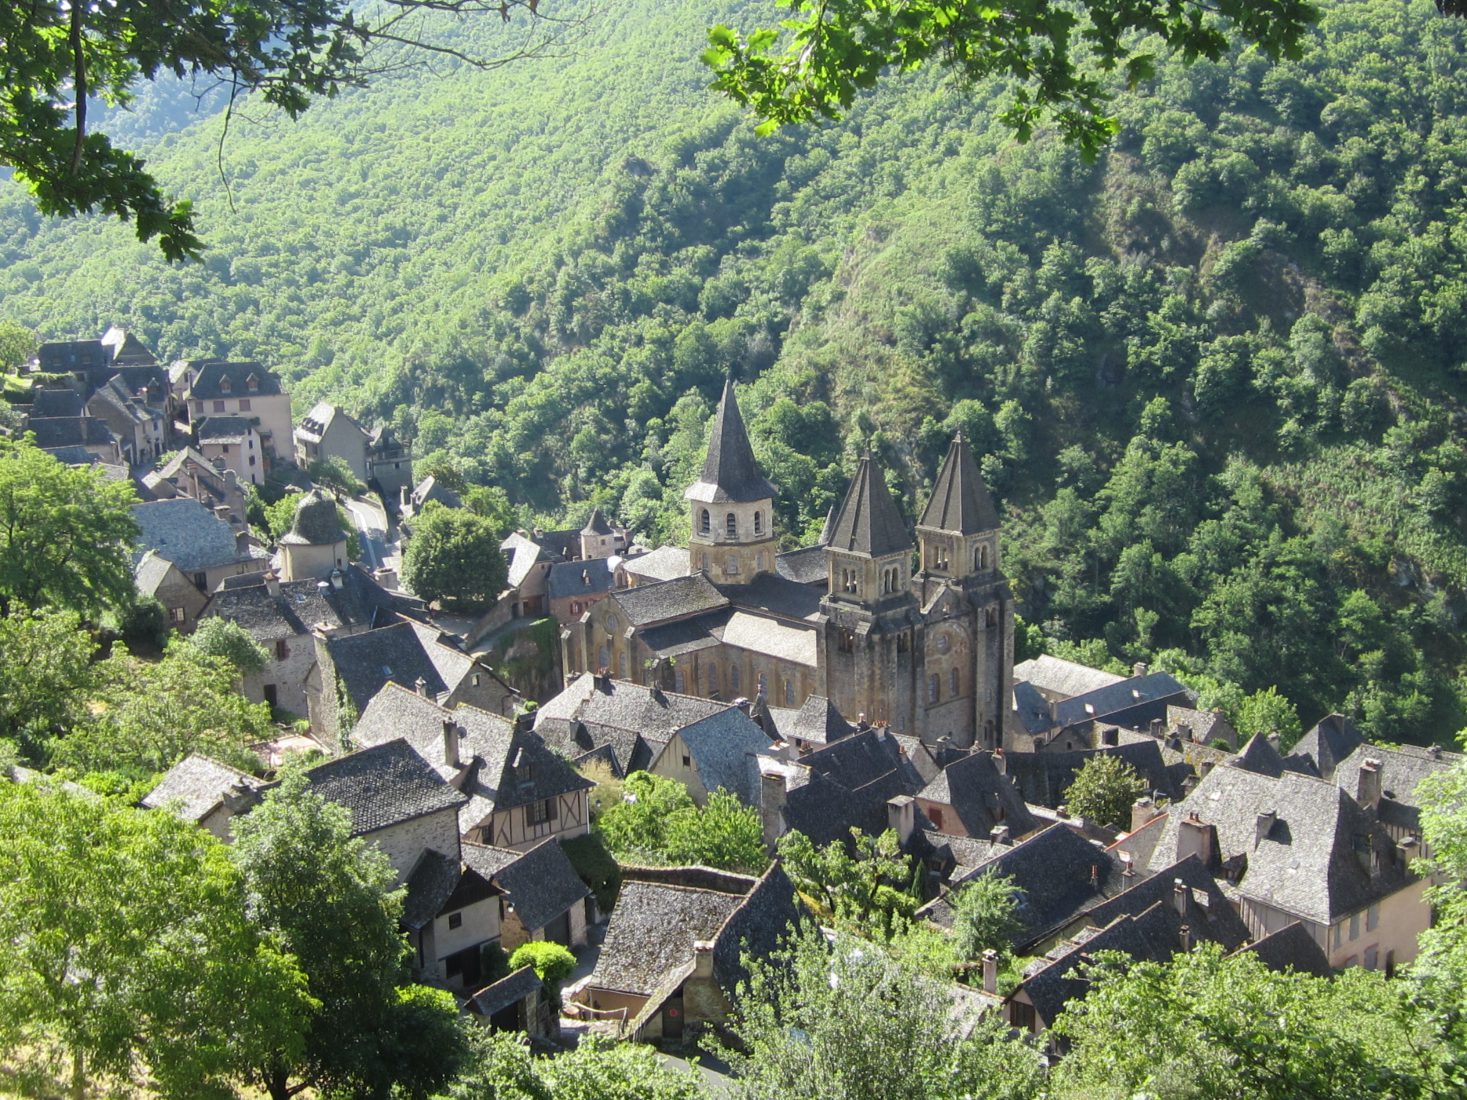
top-left (817, 504), bottom-right (837, 547)
top-left (582, 508), bottom-right (613, 535)
top-left (828, 452), bottom-right (911, 558)
top-left (920, 431), bottom-right (1000, 534)
top-left (684, 377), bottom-right (777, 504)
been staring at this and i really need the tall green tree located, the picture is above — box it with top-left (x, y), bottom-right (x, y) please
top-left (595, 772), bottom-right (768, 873)
top-left (722, 925), bottom-right (1046, 1100)
top-left (400, 502), bottom-right (509, 610)
top-left (0, 608), bottom-right (96, 760)
top-left (443, 1031), bottom-right (702, 1100)
top-left (1411, 737), bottom-right (1467, 1059)
top-left (776, 828), bottom-right (919, 929)
top-left (0, 437), bottom-right (138, 619)
top-left (189, 616), bottom-right (270, 676)
top-left (0, 782), bottom-right (312, 1098)
top-left (1062, 754), bottom-right (1148, 830)
top-left (950, 872), bottom-right (1023, 961)
top-left (230, 772), bottom-right (468, 1100)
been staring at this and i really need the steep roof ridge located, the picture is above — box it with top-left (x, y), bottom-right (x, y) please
top-left (684, 378), bottom-right (776, 504)
top-left (919, 431), bottom-right (1000, 535)
top-left (828, 451), bottom-right (911, 558)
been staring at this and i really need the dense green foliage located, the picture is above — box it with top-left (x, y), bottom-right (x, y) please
top-left (1062, 753), bottom-right (1148, 829)
top-left (400, 501), bottom-right (510, 609)
top-left (0, 782), bottom-right (312, 1097)
top-left (441, 1032), bottom-right (702, 1100)
top-left (776, 827), bottom-right (920, 929)
top-left (0, 0), bottom-right (1462, 741)
top-left (595, 771), bottom-right (768, 872)
top-left (189, 616), bottom-right (271, 676)
top-left (949, 872), bottom-right (1023, 962)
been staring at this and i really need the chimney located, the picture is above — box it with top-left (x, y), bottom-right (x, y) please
top-left (1089, 863), bottom-right (1099, 888)
top-left (1179, 923), bottom-right (1192, 952)
top-left (415, 676), bottom-right (429, 698)
top-left (1427, 745), bottom-right (1442, 760)
top-left (1255, 809), bottom-right (1276, 847)
top-left (1266, 730), bottom-right (1281, 753)
top-left (1130, 797), bottom-right (1156, 834)
top-left (264, 572), bottom-right (281, 598)
top-left (1057, 804), bottom-right (1070, 820)
top-left (1177, 813), bottom-right (1216, 868)
top-left (442, 718), bottom-right (460, 769)
top-left (1120, 852), bottom-right (1135, 877)
top-left (856, 712), bottom-right (870, 732)
top-left (222, 779), bottom-right (260, 816)
top-left (1172, 877), bottom-right (1188, 917)
top-left (981, 949), bottom-right (999, 995)
top-left (990, 824), bottom-right (1011, 846)
top-left (1176, 722), bottom-right (1192, 743)
top-left (1398, 835), bottom-right (1419, 863)
top-left (214, 503), bottom-right (231, 522)
top-left (760, 770), bottom-right (788, 846)
top-left (1133, 662), bottom-right (1148, 677)
top-left (887, 795), bottom-right (916, 847)
top-left (1149, 717), bottom-right (1165, 739)
top-left (330, 568), bottom-right (344, 590)
top-left (1356, 758), bottom-right (1383, 808)
top-left (992, 747), bottom-right (1006, 775)
top-left (692, 941), bottom-right (716, 980)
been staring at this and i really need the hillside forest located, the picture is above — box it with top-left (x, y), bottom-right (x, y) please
top-left (0, 0), bottom-right (1464, 746)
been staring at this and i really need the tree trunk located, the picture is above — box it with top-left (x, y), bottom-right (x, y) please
top-left (70, 1049), bottom-right (85, 1100)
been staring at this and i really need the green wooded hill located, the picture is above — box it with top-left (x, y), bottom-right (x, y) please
top-left (1, 0), bottom-right (1465, 744)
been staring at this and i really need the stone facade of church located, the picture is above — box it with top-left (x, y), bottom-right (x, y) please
top-left (560, 380), bottom-right (1013, 750)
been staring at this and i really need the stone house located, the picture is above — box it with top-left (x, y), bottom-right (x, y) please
top-left (1009, 668), bottom-right (1194, 752)
top-left (201, 564), bottom-right (418, 714)
top-left (564, 381), bottom-right (1013, 751)
top-left (134, 551), bottom-right (211, 632)
top-left (308, 620), bottom-right (519, 747)
top-left (577, 863), bottom-right (804, 1041)
top-left (141, 755), bottom-right (266, 839)
top-left (142, 448), bottom-right (249, 531)
top-left (195, 416), bottom-right (264, 486)
top-left (463, 838), bottom-right (593, 950)
top-left (351, 683), bottom-right (591, 851)
top-left (131, 498), bottom-right (270, 593)
top-left (295, 401), bottom-right (372, 482)
top-left (25, 414), bottom-right (123, 464)
top-left (401, 850), bottom-right (503, 989)
top-left (648, 707), bottom-right (774, 807)
top-left (86, 374), bottom-right (167, 467)
top-left (276, 489), bottom-right (349, 581)
top-left (547, 557), bottom-right (615, 626)
top-left (914, 750), bottom-right (1038, 841)
top-left (366, 425), bottom-right (414, 497)
top-left (469, 967), bottom-right (551, 1037)
top-left (175, 360), bottom-right (293, 469)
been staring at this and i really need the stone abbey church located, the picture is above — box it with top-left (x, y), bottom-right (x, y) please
top-left (562, 380), bottom-right (1014, 750)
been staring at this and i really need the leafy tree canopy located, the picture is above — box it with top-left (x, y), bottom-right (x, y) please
top-left (0, 608), bottom-right (97, 760)
top-left (400, 501), bottom-right (510, 610)
top-left (705, 0), bottom-right (1321, 156)
top-left (595, 771), bottom-right (768, 873)
top-left (950, 872), bottom-right (1023, 961)
top-left (442, 1031), bottom-right (702, 1100)
top-left (1062, 753), bottom-right (1148, 830)
top-left (776, 827), bottom-right (920, 930)
top-left (189, 616), bottom-right (271, 677)
top-left (0, 436), bottom-right (139, 620)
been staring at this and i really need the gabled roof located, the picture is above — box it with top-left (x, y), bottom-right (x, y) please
top-left (100, 327), bottom-right (157, 366)
top-left (131, 498), bottom-right (262, 573)
top-left (37, 339), bottom-right (108, 374)
top-left (1051, 671), bottom-right (1192, 730)
top-left (26, 416), bottom-right (115, 450)
top-left (621, 545), bottom-right (690, 584)
top-left (546, 557), bottom-right (614, 601)
top-left (773, 729), bottom-right (928, 846)
top-left (1229, 733), bottom-right (1286, 778)
top-left (411, 475), bottom-right (462, 511)
top-left (920, 432), bottom-right (999, 535)
top-left (304, 738), bottom-right (467, 836)
top-left (28, 388), bottom-right (84, 418)
top-left (202, 564), bottom-right (414, 641)
top-left (666, 709), bottom-right (773, 805)
top-left (463, 839), bottom-right (589, 933)
top-left (1003, 740), bottom-right (1190, 808)
top-left (1234, 921), bottom-right (1333, 978)
top-left (296, 401), bottom-right (366, 443)
top-left (324, 621), bottom-right (469, 712)
top-left (196, 416), bottom-right (255, 443)
top-left (1080, 855), bottom-right (1250, 950)
top-left (684, 378), bottom-right (776, 504)
top-left (612, 572), bottom-right (728, 627)
top-left (918, 752), bottom-right (1038, 839)
top-left (1286, 714), bottom-right (1366, 781)
top-left (402, 850), bottom-right (465, 931)
top-left (826, 452), bottom-right (911, 558)
top-left (470, 966), bottom-right (542, 1017)
top-left (931, 824), bottom-right (1128, 949)
top-left (769, 694), bottom-right (851, 746)
top-left (502, 531), bottom-right (558, 588)
top-left (142, 754), bottom-right (263, 823)
top-left (1013, 655), bottom-right (1124, 700)
top-left (186, 360), bottom-right (284, 400)
top-left (134, 550), bottom-right (180, 597)
top-left (534, 674), bottom-right (727, 776)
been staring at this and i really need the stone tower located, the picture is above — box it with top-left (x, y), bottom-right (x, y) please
top-left (820, 452), bottom-right (919, 729)
top-left (277, 488), bottom-right (348, 581)
top-left (916, 432), bottom-right (1012, 750)
top-left (685, 379), bottom-right (779, 581)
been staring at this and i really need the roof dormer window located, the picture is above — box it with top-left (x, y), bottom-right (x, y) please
top-left (218, 376), bottom-right (231, 394)
top-left (246, 373), bottom-right (259, 392)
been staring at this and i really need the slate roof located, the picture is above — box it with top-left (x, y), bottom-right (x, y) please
top-left (718, 610), bottom-right (819, 667)
top-left (918, 752), bottom-right (1038, 840)
top-left (38, 445), bottom-right (96, 466)
top-left (771, 729), bottom-right (928, 846)
top-left (1051, 672), bottom-right (1192, 730)
top-left (203, 565), bottom-right (414, 640)
top-left (582, 508), bottom-right (613, 535)
top-left (1235, 921), bottom-right (1333, 978)
top-left (134, 550), bottom-right (179, 597)
top-left (928, 824), bottom-right (1128, 950)
top-left (1286, 714), bottom-right (1366, 781)
top-left (769, 695), bottom-right (851, 746)
top-left (463, 839), bottom-right (589, 933)
top-left (101, 328), bottom-right (158, 366)
top-left (1003, 741), bottom-right (1189, 809)
top-left (353, 685), bottom-right (589, 825)
top-left (470, 966), bottom-right (542, 1017)
top-left (621, 545), bottom-right (690, 584)
top-left (402, 850), bottom-right (464, 931)
top-left (1165, 705), bottom-right (1237, 746)
top-left (1080, 855), bottom-right (1251, 950)
top-left (38, 339), bottom-right (108, 375)
top-left (412, 475), bottom-right (462, 511)
top-left (187, 360), bottom-right (284, 399)
top-left (919, 432), bottom-right (1000, 535)
top-left (1332, 741), bottom-right (1462, 833)
top-left (1012, 655), bottom-right (1124, 700)
top-left (296, 402), bottom-right (365, 444)
top-left (1010, 681), bottom-right (1055, 737)
top-left (669, 709), bottom-right (774, 805)
top-left (279, 488), bottom-right (344, 546)
top-left (502, 531), bottom-right (558, 588)
top-left (28, 388), bottom-right (84, 418)
top-left (131, 498), bottom-right (262, 573)
top-left (1229, 733), bottom-right (1287, 778)
top-left (805, 728), bottom-right (927, 795)
top-left (612, 572), bottom-right (728, 627)
top-left (721, 571), bottom-right (823, 622)
top-left (1144, 766), bottom-right (1412, 925)
top-left (303, 738), bottom-right (466, 836)
top-left (547, 557), bottom-right (614, 601)
top-left (774, 546), bottom-right (827, 585)
top-left (197, 416), bottom-right (254, 443)
top-left (324, 620), bottom-right (499, 716)
top-left (827, 453), bottom-right (911, 558)
top-left (26, 416), bottom-right (115, 450)
top-left (529, 528), bottom-right (581, 558)
top-left (684, 378), bottom-right (776, 504)
top-left (142, 754), bottom-right (264, 823)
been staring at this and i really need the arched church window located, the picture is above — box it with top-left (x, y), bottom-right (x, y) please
top-left (936, 633), bottom-right (950, 655)
top-left (950, 668), bottom-right (959, 696)
top-left (726, 512), bottom-right (737, 537)
top-left (700, 509), bottom-right (711, 534)
top-left (708, 665), bottom-right (719, 693)
top-left (784, 679), bottom-right (795, 707)
top-left (985, 607), bottom-right (998, 627)
top-left (730, 664), bottom-right (741, 694)
top-left (757, 671), bottom-right (768, 695)
top-left (754, 511), bottom-right (763, 535)
top-left (927, 673), bottom-right (940, 704)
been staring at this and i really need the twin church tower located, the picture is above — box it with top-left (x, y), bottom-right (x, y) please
top-left (563, 379), bottom-right (1013, 750)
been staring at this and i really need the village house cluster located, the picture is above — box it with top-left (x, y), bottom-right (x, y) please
top-left (10, 335), bottom-right (1459, 1056)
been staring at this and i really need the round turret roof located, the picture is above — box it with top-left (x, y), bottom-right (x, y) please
top-left (279, 488), bottom-right (345, 546)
